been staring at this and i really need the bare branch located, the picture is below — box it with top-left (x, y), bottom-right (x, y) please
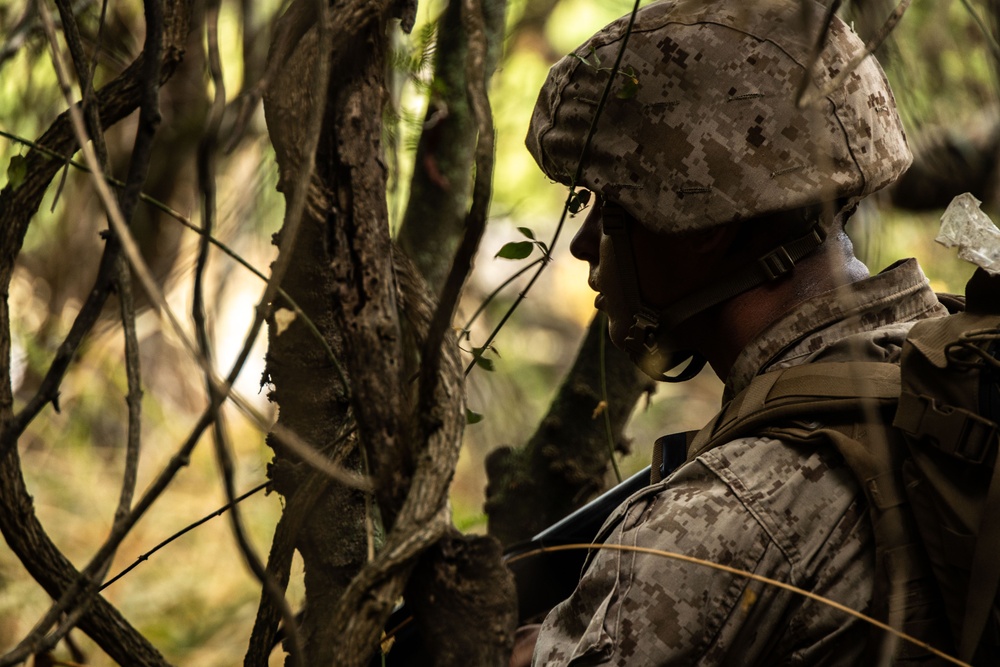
top-left (101, 482), bottom-right (269, 592)
top-left (0, 0), bottom-right (165, 659)
top-left (112, 254), bottom-right (143, 530)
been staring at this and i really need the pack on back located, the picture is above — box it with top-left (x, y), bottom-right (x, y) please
top-left (686, 267), bottom-right (1000, 665)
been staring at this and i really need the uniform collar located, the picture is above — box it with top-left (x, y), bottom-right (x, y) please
top-left (725, 258), bottom-right (948, 401)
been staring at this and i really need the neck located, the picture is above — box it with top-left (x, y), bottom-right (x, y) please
top-left (692, 229), bottom-right (869, 380)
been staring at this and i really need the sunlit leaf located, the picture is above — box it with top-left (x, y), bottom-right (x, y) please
top-left (495, 241), bottom-right (534, 260)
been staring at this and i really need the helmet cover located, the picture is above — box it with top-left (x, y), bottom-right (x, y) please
top-left (526, 0), bottom-right (912, 233)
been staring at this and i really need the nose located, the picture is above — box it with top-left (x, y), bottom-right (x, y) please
top-left (570, 203), bottom-right (601, 263)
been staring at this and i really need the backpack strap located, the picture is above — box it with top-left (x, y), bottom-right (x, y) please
top-left (689, 362), bottom-right (901, 460)
top-left (689, 361), bottom-right (953, 662)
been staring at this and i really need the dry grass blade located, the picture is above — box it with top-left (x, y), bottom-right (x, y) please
top-left (506, 543), bottom-right (970, 667)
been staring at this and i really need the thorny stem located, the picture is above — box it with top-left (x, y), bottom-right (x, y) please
top-left (465, 0), bottom-right (643, 377)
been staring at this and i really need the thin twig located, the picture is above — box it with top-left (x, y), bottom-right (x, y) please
top-left (598, 313), bottom-right (622, 483)
top-left (112, 255), bottom-right (143, 530)
top-left (101, 481), bottom-right (269, 591)
top-left (464, 0), bottom-right (643, 376)
top-left (0, 0), bottom-right (164, 661)
top-left (51, 0), bottom-right (142, 532)
top-left (54, 0), bottom-right (108, 166)
top-left (797, 0), bottom-right (913, 109)
top-left (7, 41), bottom-right (357, 497)
top-left (460, 257), bottom-right (543, 335)
top-left (793, 0), bottom-right (841, 107)
top-left (958, 0), bottom-right (1000, 64)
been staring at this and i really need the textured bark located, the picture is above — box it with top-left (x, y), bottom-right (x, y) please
top-left (0, 448), bottom-right (168, 666)
top-left (259, 6), bottom-right (367, 664)
top-left (404, 531), bottom-right (518, 667)
top-left (485, 315), bottom-right (653, 546)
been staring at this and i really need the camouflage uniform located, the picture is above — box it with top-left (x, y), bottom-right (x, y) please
top-left (532, 259), bottom-right (949, 666)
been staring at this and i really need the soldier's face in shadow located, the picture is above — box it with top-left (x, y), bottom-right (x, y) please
top-left (570, 193), bottom-right (730, 351)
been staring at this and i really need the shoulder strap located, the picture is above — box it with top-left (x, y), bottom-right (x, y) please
top-left (689, 361), bottom-right (901, 460)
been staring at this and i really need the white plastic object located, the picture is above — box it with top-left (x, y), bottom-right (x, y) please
top-left (937, 193), bottom-right (1000, 276)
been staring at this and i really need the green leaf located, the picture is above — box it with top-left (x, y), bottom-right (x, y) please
top-left (517, 226), bottom-right (535, 240)
top-left (475, 356), bottom-right (495, 371)
top-left (6, 155), bottom-right (26, 190)
top-left (466, 409), bottom-right (484, 425)
top-left (495, 241), bottom-right (534, 260)
top-left (588, 45), bottom-right (601, 67)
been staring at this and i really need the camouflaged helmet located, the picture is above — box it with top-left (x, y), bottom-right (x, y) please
top-left (526, 0), bottom-right (912, 233)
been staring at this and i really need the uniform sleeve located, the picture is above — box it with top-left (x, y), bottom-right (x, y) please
top-left (531, 437), bottom-right (873, 666)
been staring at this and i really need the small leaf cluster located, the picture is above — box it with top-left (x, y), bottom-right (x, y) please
top-left (495, 227), bottom-right (549, 261)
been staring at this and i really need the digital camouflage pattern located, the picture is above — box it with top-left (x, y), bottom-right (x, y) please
top-left (532, 260), bottom-right (949, 665)
top-left (526, 0), bottom-right (912, 233)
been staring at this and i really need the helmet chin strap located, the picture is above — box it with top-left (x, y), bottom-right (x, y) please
top-left (600, 203), bottom-right (826, 383)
